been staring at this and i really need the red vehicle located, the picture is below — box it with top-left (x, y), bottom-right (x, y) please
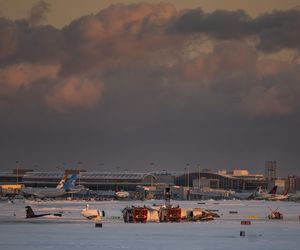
top-left (123, 207), bottom-right (148, 223)
top-left (168, 207), bottom-right (181, 222)
top-left (160, 207), bottom-right (181, 222)
top-left (133, 207), bottom-right (148, 223)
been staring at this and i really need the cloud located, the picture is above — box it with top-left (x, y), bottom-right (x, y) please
top-left (59, 3), bottom-right (180, 75)
top-left (0, 2), bottom-right (300, 118)
top-left (28, 0), bottom-right (51, 25)
top-left (171, 8), bottom-right (300, 52)
top-left (171, 39), bottom-right (300, 117)
top-left (0, 18), bottom-right (65, 66)
top-left (0, 63), bottom-right (59, 96)
top-left (0, 18), bottom-right (17, 62)
top-left (242, 86), bottom-right (293, 117)
top-left (181, 41), bottom-right (257, 82)
top-left (254, 9), bottom-right (300, 52)
top-left (240, 68), bottom-right (300, 117)
top-left (46, 76), bottom-right (103, 112)
top-left (171, 8), bottom-right (251, 39)
top-left (1, 2), bottom-right (300, 173)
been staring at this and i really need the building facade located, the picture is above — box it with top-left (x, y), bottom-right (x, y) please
top-left (21, 171), bottom-right (157, 192)
top-left (265, 161), bottom-right (278, 180)
top-left (175, 172), bottom-right (267, 191)
top-left (287, 175), bottom-right (300, 193)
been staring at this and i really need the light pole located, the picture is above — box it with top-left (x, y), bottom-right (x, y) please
top-left (197, 163), bottom-right (201, 189)
top-left (150, 163), bottom-right (155, 186)
top-left (186, 164), bottom-right (190, 187)
top-left (77, 161), bottom-right (83, 185)
top-left (16, 161), bottom-right (19, 185)
top-left (184, 167), bottom-right (187, 187)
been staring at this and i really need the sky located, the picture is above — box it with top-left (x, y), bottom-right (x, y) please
top-left (0, 1), bottom-right (300, 175)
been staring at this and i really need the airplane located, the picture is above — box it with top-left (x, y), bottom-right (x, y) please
top-left (188, 208), bottom-right (220, 221)
top-left (115, 186), bottom-right (130, 199)
top-left (247, 186), bottom-right (278, 200)
top-left (62, 174), bottom-right (85, 193)
top-left (56, 174), bottom-right (68, 189)
top-left (247, 185), bottom-right (289, 201)
top-left (115, 191), bottom-right (130, 199)
top-left (233, 186), bottom-right (264, 200)
top-left (267, 188), bottom-right (289, 201)
top-left (233, 190), bottom-right (256, 200)
top-left (80, 204), bottom-right (105, 221)
top-left (22, 174), bottom-right (83, 198)
top-left (25, 205), bottom-right (62, 218)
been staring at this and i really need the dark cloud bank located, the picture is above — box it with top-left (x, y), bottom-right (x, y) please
top-left (0, 1), bottom-right (300, 175)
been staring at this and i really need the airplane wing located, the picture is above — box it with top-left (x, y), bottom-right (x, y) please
top-left (86, 215), bottom-right (101, 221)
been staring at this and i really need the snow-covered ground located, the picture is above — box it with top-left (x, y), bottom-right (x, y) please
top-left (0, 200), bottom-right (300, 250)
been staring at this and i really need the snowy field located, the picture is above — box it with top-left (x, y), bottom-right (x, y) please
top-left (0, 200), bottom-right (300, 250)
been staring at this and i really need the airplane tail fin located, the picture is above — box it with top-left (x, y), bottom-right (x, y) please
top-left (269, 186), bottom-right (277, 194)
top-left (64, 174), bottom-right (77, 190)
top-left (25, 205), bottom-right (61, 218)
top-left (25, 206), bottom-right (35, 218)
top-left (283, 188), bottom-right (289, 196)
top-left (56, 174), bottom-right (68, 189)
top-left (257, 186), bottom-right (264, 194)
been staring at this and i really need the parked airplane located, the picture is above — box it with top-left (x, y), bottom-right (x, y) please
top-left (267, 189), bottom-right (289, 201)
top-left (62, 174), bottom-right (85, 194)
top-left (115, 186), bottom-right (130, 199)
top-left (115, 191), bottom-right (130, 199)
top-left (22, 174), bottom-right (83, 198)
top-left (233, 190), bottom-right (256, 200)
top-left (249, 186), bottom-right (278, 200)
top-left (25, 206), bottom-right (62, 218)
top-left (247, 185), bottom-right (289, 201)
top-left (234, 186), bottom-right (277, 200)
top-left (80, 204), bottom-right (105, 221)
top-left (56, 174), bottom-right (68, 189)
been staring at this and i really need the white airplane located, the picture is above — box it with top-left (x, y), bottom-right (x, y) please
top-left (115, 191), bottom-right (130, 199)
top-left (233, 191), bottom-right (255, 200)
top-left (234, 186), bottom-right (277, 200)
top-left (247, 186), bottom-right (278, 200)
top-left (248, 186), bottom-right (289, 201)
top-left (56, 174), bottom-right (68, 189)
top-left (22, 174), bottom-right (83, 198)
top-left (114, 186), bottom-right (130, 199)
top-left (267, 189), bottom-right (289, 201)
top-left (80, 204), bottom-right (105, 221)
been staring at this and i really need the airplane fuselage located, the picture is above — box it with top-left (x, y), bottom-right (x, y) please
top-left (115, 191), bottom-right (130, 199)
top-left (22, 187), bottom-right (68, 198)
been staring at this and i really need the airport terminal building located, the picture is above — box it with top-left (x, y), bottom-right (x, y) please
top-left (175, 170), bottom-right (268, 191)
top-left (21, 171), bottom-right (157, 191)
top-left (0, 169), bottom-right (268, 193)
